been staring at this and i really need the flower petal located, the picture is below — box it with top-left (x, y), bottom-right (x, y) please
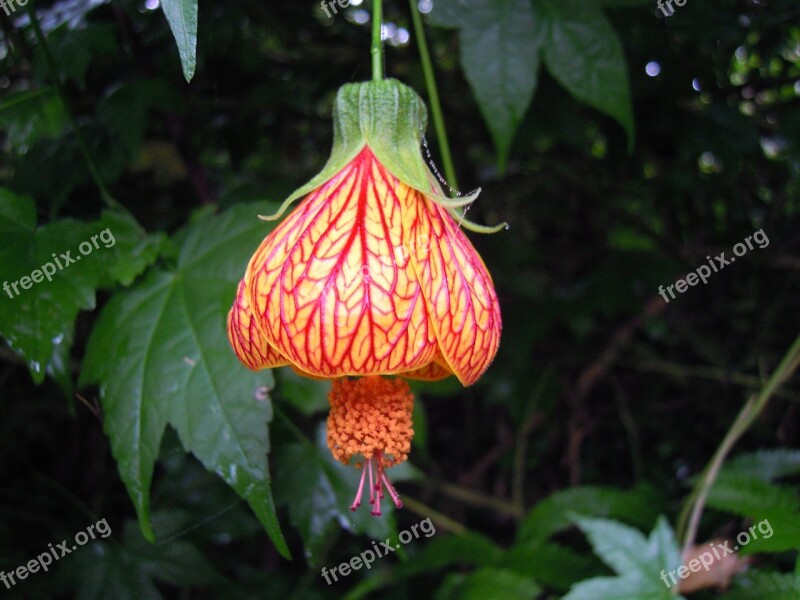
top-left (405, 195), bottom-right (502, 386)
top-left (227, 279), bottom-right (290, 370)
top-left (245, 148), bottom-right (439, 377)
top-left (403, 359), bottom-right (453, 381)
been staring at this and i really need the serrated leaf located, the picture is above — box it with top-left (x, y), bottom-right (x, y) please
top-left (430, 0), bottom-right (544, 171)
top-left (705, 474), bottom-right (799, 519)
top-left (518, 484), bottom-right (663, 542)
top-left (539, 0), bottom-right (635, 148)
top-left (722, 449), bottom-right (800, 482)
top-left (562, 516), bottom-right (683, 600)
top-left (80, 201), bottom-right (289, 557)
top-left (723, 571), bottom-right (800, 600)
top-left (0, 190), bottom-right (158, 385)
top-left (160, 0), bottom-right (198, 82)
top-left (562, 576), bottom-right (667, 600)
top-left (739, 512), bottom-right (800, 554)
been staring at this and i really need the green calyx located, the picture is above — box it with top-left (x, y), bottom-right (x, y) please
top-left (261, 79), bottom-right (504, 233)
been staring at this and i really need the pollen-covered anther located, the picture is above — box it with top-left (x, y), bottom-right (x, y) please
top-left (326, 376), bottom-right (413, 515)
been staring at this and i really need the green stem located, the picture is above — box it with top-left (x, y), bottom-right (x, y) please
top-left (27, 6), bottom-right (120, 211)
top-left (409, 0), bottom-right (458, 193)
top-left (677, 333), bottom-right (800, 549)
top-left (371, 0), bottom-right (383, 81)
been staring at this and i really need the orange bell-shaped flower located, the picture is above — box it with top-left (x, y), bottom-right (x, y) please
top-left (228, 80), bottom-right (502, 386)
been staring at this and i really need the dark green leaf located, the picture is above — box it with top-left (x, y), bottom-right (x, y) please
top-left (723, 571), bottom-right (800, 600)
top-left (81, 201), bottom-right (290, 557)
top-left (502, 539), bottom-right (598, 590)
top-left (62, 519), bottom-right (221, 600)
top-left (273, 425), bottom-right (401, 562)
top-left (0, 90), bottom-right (67, 152)
top-left (706, 474), bottom-right (799, 518)
top-left (344, 530), bottom-right (501, 600)
top-left (0, 190), bottom-right (157, 384)
top-left (435, 567), bottom-right (541, 600)
top-left (518, 484), bottom-right (663, 542)
top-left (430, 0), bottom-right (544, 170)
top-left (539, 0), bottom-right (635, 148)
top-left (160, 0), bottom-right (198, 82)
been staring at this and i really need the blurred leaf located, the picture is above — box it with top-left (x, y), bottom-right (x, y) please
top-left (0, 89), bottom-right (67, 152)
top-left (596, 0), bottom-right (655, 6)
top-left (705, 474), bottom-right (799, 519)
top-left (0, 190), bottom-right (158, 385)
top-left (562, 516), bottom-right (683, 600)
top-left (739, 513), bottom-right (800, 554)
top-left (722, 449), bottom-right (800, 482)
top-left (501, 539), bottom-right (599, 590)
top-left (81, 201), bottom-right (290, 557)
top-left (160, 0), bottom-right (198, 82)
top-left (722, 571), bottom-right (800, 599)
top-left (32, 24), bottom-right (119, 90)
top-left (429, 0), bottom-right (544, 170)
top-left (435, 567), bottom-right (540, 599)
top-left (539, 0), bottom-right (635, 148)
top-left (518, 483), bottom-right (663, 542)
top-left (344, 530), bottom-right (502, 600)
top-left (274, 367), bottom-right (330, 416)
top-left (98, 80), bottom-right (182, 158)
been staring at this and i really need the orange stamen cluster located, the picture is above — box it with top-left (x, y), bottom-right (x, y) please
top-left (327, 376), bottom-right (413, 515)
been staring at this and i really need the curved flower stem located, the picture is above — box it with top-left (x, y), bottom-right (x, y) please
top-left (677, 332), bottom-right (800, 550)
top-left (371, 0), bottom-right (384, 81)
top-left (409, 0), bottom-right (458, 193)
top-left (27, 6), bottom-right (121, 212)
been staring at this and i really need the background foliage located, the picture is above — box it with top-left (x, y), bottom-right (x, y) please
top-left (1, 0), bottom-right (799, 598)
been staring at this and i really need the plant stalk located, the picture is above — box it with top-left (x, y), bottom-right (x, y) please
top-left (371, 0), bottom-right (383, 81)
top-left (677, 333), bottom-right (800, 550)
top-left (409, 0), bottom-right (458, 193)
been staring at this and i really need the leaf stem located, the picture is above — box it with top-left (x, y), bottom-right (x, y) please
top-left (26, 6), bottom-right (121, 211)
top-left (371, 0), bottom-right (383, 81)
top-left (409, 0), bottom-right (458, 192)
top-left (677, 333), bottom-right (800, 550)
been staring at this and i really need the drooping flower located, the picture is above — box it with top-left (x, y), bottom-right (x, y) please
top-left (227, 79), bottom-right (502, 513)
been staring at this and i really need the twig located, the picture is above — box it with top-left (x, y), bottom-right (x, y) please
top-left (677, 333), bottom-right (800, 549)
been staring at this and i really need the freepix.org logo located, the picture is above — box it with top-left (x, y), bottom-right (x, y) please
top-left (3, 228), bottom-right (116, 300)
top-left (0, 0), bottom-right (29, 17)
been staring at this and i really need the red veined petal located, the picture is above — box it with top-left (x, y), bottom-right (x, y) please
top-left (245, 148), bottom-right (439, 377)
top-left (404, 194), bottom-right (502, 386)
top-left (227, 279), bottom-right (291, 370)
